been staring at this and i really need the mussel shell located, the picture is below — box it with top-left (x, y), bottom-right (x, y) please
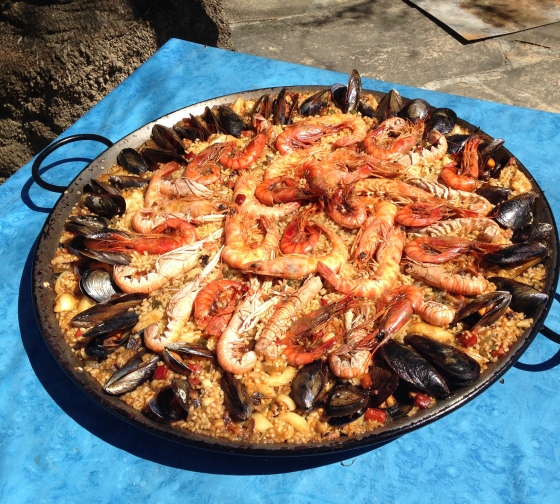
top-left (67, 214), bottom-right (109, 230)
top-left (425, 107), bottom-right (457, 136)
top-left (151, 124), bottom-right (185, 154)
top-left (489, 277), bottom-right (549, 313)
top-left (71, 293), bottom-right (146, 327)
top-left (83, 193), bottom-right (125, 219)
top-left (331, 84), bottom-right (347, 112)
top-left (380, 340), bottom-right (450, 399)
top-left (164, 342), bottom-right (215, 359)
top-left (202, 106), bottom-right (222, 135)
top-left (512, 222), bottom-right (553, 243)
top-left (325, 381), bottom-right (370, 418)
top-left (327, 406), bottom-right (369, 427)
top-left (217, 105), bottom-right (246, 137)
top-left (377, 89), bottom-right (403, 120)
top-left (171, 378), bottom-right (191, 412)
top-left (173, 125), bottom-right (205, 142)
top-left (399, 98), bottom-right (430, 124)
top-left (479, 138), bottom-right (505, 169)
top-left (250, 94), bottom-right (272, 126)
top-left (493, 191), bottom-right (537, 231)
top-left (221, 372), bottom-right (253, 421)
top-left (368, 365), bottom-right (399, 408)
top-left (141, 148), bottom-right (186, 166)
top-left (290, 360), bottom-right (327, 413)
top-left (453, 291), bottom-right (511, 328)
top-left (385, 402), bottom-right (413, 420)
top-left (117, 148), bottom-right (148, 174)
top-left (162, 343), bottom-right (214, 376)
top-left (79, 248), bottom-right (131, 266)
top-left (475, 183), bottom-right (511, 205)
top-left (85, 329), bottom-right (131, 359)
top-left (80, 268), bottom-right (118, 303)
top-left (446, 134), bottom-right (472, 155)
top-left (273, 87), bottom-right (290, 125)
top-left (357, 100), bottom-right (376, 118)
top-left (189, 114), bottom-right (213, 140)
top-left (300, 89), bottom-right (330, 117)
top-left (404, 335), bottom-right (481, 388)
top-left (345, 69), bottom-right (362, 113)
top-left (150, 379), bottom-right (190, 421)
top-left (484, 242), bottom-right (548, 266)
top-left (104, 353), bottom-right (159, 395)
top-left (82, 310), bottom-right (139, 339)
top-left (109, 175), bottom-right (148, 190)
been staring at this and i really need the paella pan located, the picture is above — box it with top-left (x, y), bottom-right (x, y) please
top-left (32, 71), bottom-right (559, 455)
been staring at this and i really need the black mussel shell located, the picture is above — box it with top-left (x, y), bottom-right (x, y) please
top-left (162, 349), bottom-right (191, 376)
top-left (453, 291), bottom-right (511, 329)
top-left (150, 379), bottom-right (191, 421)
top-left (484, 242), bottom-right (548, 266)
top-left (512, 222), bottom-right (553, 243)
top-left (377, 89), bottom-right (403, 120)
top-left (345, 69), bottom-right (362, 113)
top-left (104, 353), bottom-right (159, 395)
top-left (71, 293), bottom-right (146, 327)
top-left (380, 340), bottom-right (450, 399)
top-left (368, 365), bottom-right (399, 408)
top-left (109, 175), bottom-right (148, 190)
top-left (250, 94), bottom-right (272, 128)
top-left (273, 87), bottom-right (290, 126)
top-left (117, 148), bottom-right (148, 174)
top-left (162, 343), bottom-right (214, 376)
top-left (151, 124), bottom-right (185, 154)
top-left (221, 372), bottom-right (253, 421)
top-left (475, 183), bottom-right (511, 205)
top-left (479, 138), bottom-right (505, 171)
top-left (446, 134), bottom-right (472, 155)
top-left (489, 277), bottom-right (549, 313)
top-left (171, 378), bottom-right (191, 412)
top-left (164, 342), bottom-right (215, 359)
top-left (327, 406), bottom-right (369, 427)
top-left (141, 148), bottom-right (185, 168)
top-left (189, 114), bottom-right (213, 140)
top-left (300, 89), bottom-right (330, 117)
top-left (290, 360), bottom-right (327, 413)
top-left (325, 381), bottom-right (370, 418)
top-left (201, 106), bottom-right (222, 135)
top-left (357, 100), bottom-right (376, 118)
top-left (404, 335), bottom-right (481, 388)
top-left (331, 83), bottom-right (347, 112)
top-left (173, 125), bottom-right (206, 142)
top-left (83, 193), bottom-right (125, 219)
top-left (85, 329), bottom-right (131, 359)
top-left (399, 98), bottom-right (430, 124)
top-left (82, 310), bottom-right (139, 339)
top-left (385, 402), bottom-right (413, 420)
top-left (65, 215), bottom-right (109, 235)
top-left (217, 105), bottom-right (246, 137)
top-left (424, 107), bottom-right (457, 137)
top-left (79, 248), bottom-right (131, 266)
top-left (80, 268), bottom-right (118, 303)
top-left (493, 191), bottom-right (537, 231)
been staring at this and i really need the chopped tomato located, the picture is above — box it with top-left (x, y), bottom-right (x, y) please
top-left (491, 344), bottom-right (508, 358)
top-left (185, 151), bottom-right (195, 161)
top-left (153, 365), bottom-right (168, 380)
top-left (414, 393), bottom-right (433, 409)
top-left (458, 331), bottom-right (478, 347)
top-left (187, 363), bottom-right (202, 374)
top-left (360, 373), bottom-right (373, 390)
top-left (364, 408), bottom-right (387, 424)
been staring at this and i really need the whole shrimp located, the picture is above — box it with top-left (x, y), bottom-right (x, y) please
top-left (406, 263), bottom-right (487, 296)
top-left (254, 176), bottom-right (322, 206)
top-left (219, 115), bottom-right (269, 170)
top-left (318, 226), bottom-right (405, 298)
top-left (280, 208), bottom-right (322, 255)
top-left (420, 217), bottom-right (506, 244)
top-left (326, 183), bottom-right (367, 229)
top-left (183, 143), bottom-right (224, 185)
top-left (363, 117), bottom-right (421, 161)
top-left (243, 221), bottom-right (349, 279)
top-left (404, 236), bottom-right (474, 263)
top-left (255, 276), bottom-right (323, 361)
top-left (401, 129), bottom-right (448, 166)
top-left (440, 136), bottom-right (481, 192)
top-left (355, 178), bottom-right (442, 205)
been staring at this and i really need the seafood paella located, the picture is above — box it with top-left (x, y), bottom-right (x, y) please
top-left (48, 70), bottom-right (552, 445)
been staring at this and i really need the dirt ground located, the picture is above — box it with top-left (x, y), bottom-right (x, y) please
top-left (0, 0), bottom-right (232, 183)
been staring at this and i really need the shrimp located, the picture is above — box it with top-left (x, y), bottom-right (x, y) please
top-left (326, 183), bottom-right (367, 229)
top-left (415, 300), bottom-right (456, 327)
top-left (184, 143), bottom-right (224, 185)
top-left (317, 226), bottom-right (405, 298)
top-left (264, 147), bottom-right (322, 180)
top-left (113, 229), bottom-right (222, 294)
top-left (405, 263), bottom-right (488, 296)
top-left (219, 131), bottom-right (267, 170)
top-left (404, 236), bottom-right (474, 263)
top-left (440, 162), bottom-right (478, 192)
top-left (254, 176), bottom-right (322, 206)
top-left (144, 161), bottom-right (184, 208)
top-left (280, 210), bottom-right (322, 254)
top-left (281, 296), bottom-right (354, 366)
top-left (275, 113), bottom-right (367, 154)
top-left (354, 178), bottom-right (442, 204)
top-left (194, 279), bottom-right (244, 337)
top-left (221, 211), bottom-right (279, 270)
top-left (255, 276), bottom-right (323, 361)
top-left (234, 173), bottom-right (300, 220)
top-left (159, 175), bottom-right (214, 200)
top-left (216, 287), bottom-right (277, 374)
top-left (319, 149), bottom-right (406, 179)
top-left (420, 217), bottom-right (506, 243)
top-left (352, 200), bottom-right (398, 263)
top-left (143, 247), bottom-right (222, 352)
top-left (363, 117), bottom-right (421, 161)
top-left (84, 216), bottom-right (197, 255)
top-left (401, 129), bottom-right (448, 166)
top-left (243, 221), bottom-right (349, 279)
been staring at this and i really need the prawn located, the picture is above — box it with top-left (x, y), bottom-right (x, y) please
top-left (317, 226), bottom-right (405, 298)
top-left (255, 276), bottom-right (323, 361)
top-left (404, 236), bottom-right (474, 263)
top-left (144, 161), bottom-right (184, 208)
top-left (401, 129), bottom-right (448, 166)
top-left (279, 209), bottom-right (322, 255)
top-left (219, 131), bottom-right (267, 170)
top-left (184, 143), bottom-right (224, 185)
top-left (263, 147), bottom-right (322, 180)
top-left (420, 217), bottom-right (506, 244)
top-left (354, 178), bottom-right (442, 204)
top-left (363, 117), bottom-right (421, 161)
top-left (327, 183), bottom-right (367, 229)
top-left (254, 176), bottom-right (322, 206)
top-left (405, 263), bottom-right (488, 296)
top-left (243, 221), bottom-right (349, 279)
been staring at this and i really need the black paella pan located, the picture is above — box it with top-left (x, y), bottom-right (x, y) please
top-left (31, 86), bottom-right (560, 456)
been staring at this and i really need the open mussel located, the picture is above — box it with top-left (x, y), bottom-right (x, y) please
top-left (290, 360), bottom-right (327, 413)
top-left (250, 94), bottom-right (272, 127)
top-left (300, 89), bottom-right (330, 117)
top-left (221, 372), bottom-right (253, 421)
top-left (424, 107), bottom-right (457, 137)
top-left (103, 352), bottom-right (159, 395)
top-left (331, 69), bottom-right (364, 114)
top-left (217, 105), bottom-right (246, 137)
top-left (85, 328), bottom-right (132, 359)
top-left (117, 148), bottom-right (148, 174)
top-left (325, 381), bottom-right (370, 426)
top-left (377, 89), bottom-right (403, 120)
top-left (71, 293), bottom-right (146, 327)
top-left (453, 291), bottom-right (511, 329)
top-left (512, 222), bottom-right (553, 243)
top-left (151, 124), bottom-right (185, 154)
top-left (475, 183), bottom-right (511, 205)
top-left (399, 98), bottom-right (430, 124)
top-left (489, 277), bottom-right (549, 313)
top-left (83, 180), bottom-right (126, 219)
top-left (65, 214), bottom-right (109, 235)
top-left (80, 268), bottom-right (118, 303)
top-left (140, 147), bottom-right (186, 171)
top-left (82, 309), bottom-right (139, 340)
top-left (493, 191), bottom-right (537, 231)
top-left (368, 365), bottom-right (399, 408)
top-left (78, 247), bottom-right (131, 266)
top-left (483, 242), bottom-right (549, 267)
top-left (173, 124), bottom-right (206, 142)
top-left (148, 378), bottom-right (191, 421)
top-left (162, 342), bottom-right (215, 375)
top-left (380, 340), bottom-right (450, 399)
top-left (404, 335), bottom-right (480, 388)
top-left (479, 138), bottom-right (506, 177)
top-left (446, 134), bottom-right (473, 155)
top-left (109, 175), bottom-right (148, 190)
top-left (272, 87), bottom-right (298, 126)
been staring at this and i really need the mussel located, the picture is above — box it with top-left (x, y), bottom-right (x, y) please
top-left (162, 342), bottom-right (215, 375)
top-left (346, 69), bottom-right (362, 113)
top-left (446, 134), bottom-right (473, 155)
top-left (82, 309), bottom-right (139, 339)
top-left (290, 360), bottom-right (327, 413)
top-left (272, 87), bottom-right (298, 126)
top-left (109, 175), bottom-right (148, 190)
top-left (404, 335), bottom-right (480, 388)
top-left (117, 148), bottom-right (148, 174)
top-left (148, 378), bottom-right (191, 421)
top-left (489, 277), bottom-right (549, 313)
top-left (325, 381), bottom-right (370, 426)
top-left (479, 138), bottom-right (506, 176)
top-left (484, 242), bottom-right (549, 266)
top-left (85, 329), bottom-right (132, 359)
top-left (424, 107), bottom-right (457, 136)
top-left (300, 89), bottom-right (330, 117)
top-left (65, 214), bottom-right (109, 235)
top-left (173, 124), bottom-right (206, 142)
top-left (140, 147), bottom-right (186, 170)
top-left (151, 124), bottom-right (185, 154)
top-left (78, 247), bottom-right (131, 266)
top-left (250, 93), bottom-right (272, 127)
top-left (453, 291), bottom-right (511, 329)
top-left (80, 268), bottom-right (118, 303)
top-left (217, 105), bottom-right (246, 137)
top-left (475, 183), bottom-right (511, 205)
top-left (399, 98), bottom-right (430, 124)
top-left (512, 222), bottom-right (553, 243)
top-left (380, 340), bottom-right (450, 399)
top-left (221, 372), bottom-right (253, 421)
top-left (83, 180), bottom-right (126, 219)
top-left (103, 353), bottom-right (159, 395)
top-left (493, 191), bottom-right (537, 231)
top-left (368, 365), bottom-right (399, 408)
top-left (71, 293), bottom-right (146, 327)
top-left (376, 89), bottom-right (403, 120)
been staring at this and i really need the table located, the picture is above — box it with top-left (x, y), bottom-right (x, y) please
top-left (2, 39), bottom-right (560, 503)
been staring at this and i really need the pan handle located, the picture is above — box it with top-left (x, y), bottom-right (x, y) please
top-left (32, 134), bottom-right (114, 193)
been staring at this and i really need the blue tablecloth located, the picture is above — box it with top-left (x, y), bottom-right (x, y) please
top-left (2, 39), bottom-right (560, 503)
